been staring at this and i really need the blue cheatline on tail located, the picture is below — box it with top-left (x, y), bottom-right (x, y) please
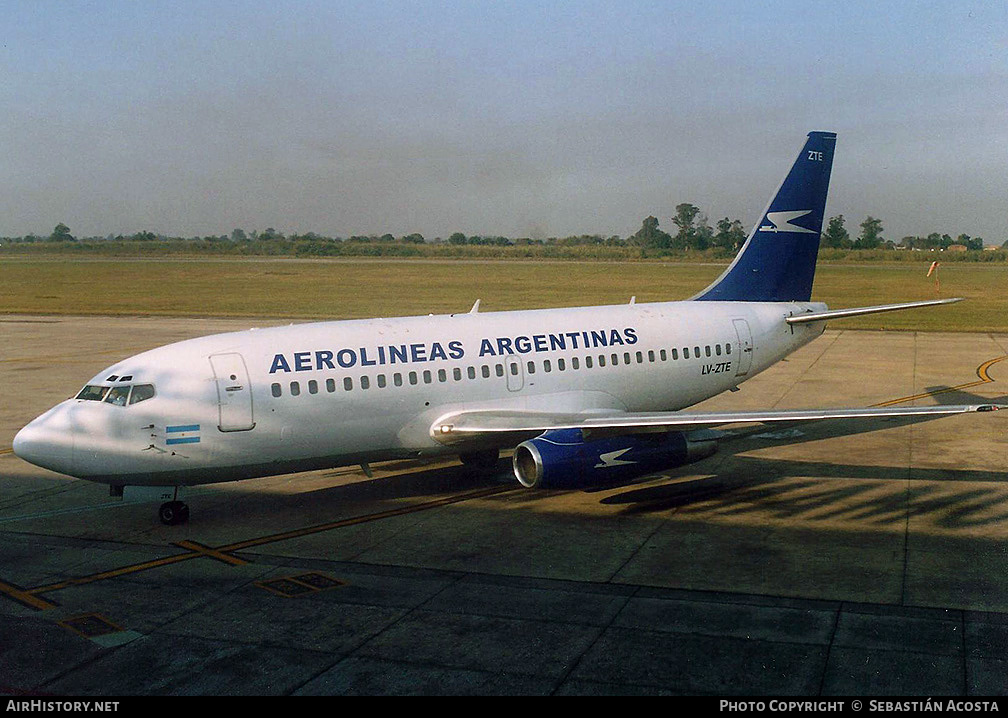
top-left (693, 131), bottom-right (837, 303)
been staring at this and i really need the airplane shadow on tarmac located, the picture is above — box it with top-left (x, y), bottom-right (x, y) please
top-left (173, 382), bottom-right (1008, 530)
top-left (240, 381), bottom-right (1008, 532)
top-left (598, 385), bottom-right (1008, 529)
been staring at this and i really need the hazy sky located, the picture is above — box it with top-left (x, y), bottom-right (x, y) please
top-left (3, 1), bottom-right (1006, 243)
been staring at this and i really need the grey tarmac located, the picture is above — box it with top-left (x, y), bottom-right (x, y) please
top-left (1, 315), bottom-right (1006, 695)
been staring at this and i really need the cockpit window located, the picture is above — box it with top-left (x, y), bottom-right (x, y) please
top-left (105, 385), bottom-right (131, 406)
top-left (78, 383), bottom-right (156, 406)
top-left (76, 385), bottom-right (110, 401)
top-left (129, 384), bottom-right (155, 405)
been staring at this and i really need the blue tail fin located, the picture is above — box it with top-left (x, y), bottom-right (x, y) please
top-left (693, 131), bottom-right (836, 302)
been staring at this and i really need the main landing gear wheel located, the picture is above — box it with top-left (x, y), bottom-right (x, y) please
top-left (459, 448), bottom-right (500, 473)
top-left (159, 500), bottom-right (190, 526)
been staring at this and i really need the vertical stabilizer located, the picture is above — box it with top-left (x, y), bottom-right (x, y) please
top-left (693, 131), bottom-right (836, 302)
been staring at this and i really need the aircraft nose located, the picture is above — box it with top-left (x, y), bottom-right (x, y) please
top-left (13, 416), bottom-right (76, 476)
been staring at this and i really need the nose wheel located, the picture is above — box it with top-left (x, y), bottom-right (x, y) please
top-left (159, 500), bottom-right (190, 526)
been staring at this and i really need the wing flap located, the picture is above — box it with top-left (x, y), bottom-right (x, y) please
top-left (431, 403), bottom-right (1002, 445)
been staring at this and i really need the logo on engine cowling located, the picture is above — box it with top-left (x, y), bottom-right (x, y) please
top-left (594, 448), bottom-right (636, 469)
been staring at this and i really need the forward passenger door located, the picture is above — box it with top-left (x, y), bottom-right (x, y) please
top-left (209, 353), bottom-right (255, 431)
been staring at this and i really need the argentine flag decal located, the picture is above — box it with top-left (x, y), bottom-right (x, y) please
top-left (166, 424), bottom-right (200, 445)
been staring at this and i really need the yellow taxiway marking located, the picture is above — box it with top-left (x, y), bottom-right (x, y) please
top-left (220, 484), bottom-right (509, 553)
top-left (174, 539), bottom-right (248, 566)
top-left (871, 355), bottom-right (1006, 408)
top-left (977, 355), bottom-right (1008, 382)
top-left (0, 448), bottom-right (13, 456)
top-left (31, 553), bottom-right (208, 594)
top-left (0, 578), bottom-right (58, 611)
top-left (21, 484), bottom-right (511, 606)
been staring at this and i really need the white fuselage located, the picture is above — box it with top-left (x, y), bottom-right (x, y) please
top-left (14, 300), bottom-right (826, 487)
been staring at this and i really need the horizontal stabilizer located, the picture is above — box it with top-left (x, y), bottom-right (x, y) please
top-left (786, 298), bottom-right (962, 325)
top-left (431, 403), bottom-right (1002, 444)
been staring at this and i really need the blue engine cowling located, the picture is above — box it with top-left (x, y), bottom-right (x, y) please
top-left (512, 428), bottom-right (719, 489)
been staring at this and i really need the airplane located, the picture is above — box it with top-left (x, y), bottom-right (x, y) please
top-left (12, 131), bottom-right (1004, 525)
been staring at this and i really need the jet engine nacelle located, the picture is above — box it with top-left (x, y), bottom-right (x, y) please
top-left (512, 428), bottom-right (719, 489)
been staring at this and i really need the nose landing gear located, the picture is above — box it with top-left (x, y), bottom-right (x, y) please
top-left (158, 500), bottom-right (190, 526)
top-left (112, 486), bottom-right (191, 525)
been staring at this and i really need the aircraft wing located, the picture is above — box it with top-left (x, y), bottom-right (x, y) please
top-left (430, 403), bottom-right (1003, 445)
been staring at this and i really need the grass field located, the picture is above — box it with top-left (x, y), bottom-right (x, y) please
top-left (1, 257), bottom-right (1005, 332)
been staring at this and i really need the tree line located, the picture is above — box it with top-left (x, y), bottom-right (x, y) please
top-left (820, 215), bottom-right (989, 251)
top-left (4, 212), bottom-right (1002, 253)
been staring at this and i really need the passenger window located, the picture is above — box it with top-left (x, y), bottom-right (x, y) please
top-left (290, 381), bottom-right (300, 396)
top-left (624, 352), bottom-right (631, 364)
top-left (409, 371), bottom-right (418, 385)
top-left (694, 346), bottom-right (701, 358)
top-left (715, 344), bottom-right (722, 356)
top-left (598, 355), bottom-right (606, 367)
top-left (453, 368), bottom-right (462, 381)
top-left (129, 384), bottom-right (155, 405)
top-left (308, 379), bottom-right (318, 394)
top-left (726, 343), bottom-right (732, 354)
top-left (271, 383), bottom-right (282, 398)
top-left (611, 353), bottom-right (618, 366)
top-left (360, 376), bottom-right (370, 390)
top-left (705, 346), bottom-right (712, 357)
top-left (76, 385), bottom-right (110, 401)
top-left (572, 357), bottom-right (580, 370)
top-left (661, 349), bottom-right (668, 361)
top-left (509, 362), bottom-right (519, 376)
top-left (481, 365), bottom-right (490, 379)
top-left (544, 360), bottom-right (552, 373)
top-left (586, 356), bottom-right (593, 368)
top-left (423, 370), bottom-right (432, 384)
top-left (527, 361), bottom-right (536, 374)
top-left (467, 366), bottom-right (476, 380)
top-left (438, 369), bottom-right (447, 382)
top-left (327, 378), bottom-right (336, 392)
top-left (377, 375), bottom-right (387, 388)
top-left (394, 373), bottom-right (403, 387)
top-left (495, 364), bottom-right (504, 377)
top-left (344, 377), bottom-right (353, 391)
top-left (557, 358), bottom-right (565, 371)
top-left (648, 350), bottom-right (655, 362)
top-left (683, 348), bottom-right (689, 359)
